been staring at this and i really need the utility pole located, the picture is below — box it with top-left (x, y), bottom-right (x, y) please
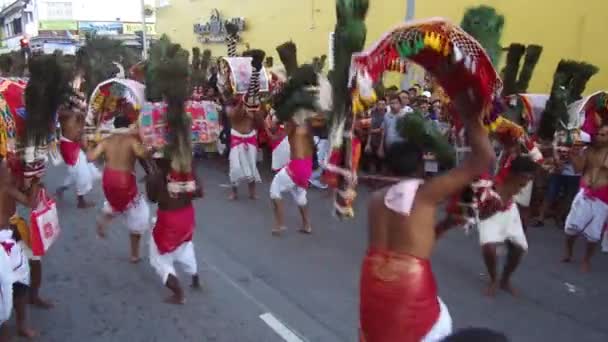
top-left (140, 0), bottom-right (148, 59)
top-left (406, 0), bottom-right (415, 21)
top-left (401, 0), bottom-right (416, 90)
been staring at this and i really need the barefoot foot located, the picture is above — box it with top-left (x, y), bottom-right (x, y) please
top-left (271, 226), bottom-right (287, 236)
top-left (18, 327), bottom-right (38, 339)
top-left (30, 296), bottom-right (54, 309)
top-left (581, 261), bottom-right (591, 273)
top-left (164, 295), bottom-right (185, 305)
top-left (298, 226), bottom-right (312, 235)
top-left (228, 193), bottom-right (237, 201)
top-left (484, 282), bottom-right (499, 297)
top-left (500, 281), bottom-right (519, 297)
top-left (130, 256), bottom-right (141, 264)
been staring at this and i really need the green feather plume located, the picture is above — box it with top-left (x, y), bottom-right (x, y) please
top-left (331, 0), bottom-right (369, 128)
top-left (146, 35), bottom-right (192, 172)
top-left (501, 43), bottom-right (525, 96)
top-left (25, 54), bottom-right (74, 147)
top-left (274, 64), bottom-right (319, 123)
top-left (397, 111), bottom-right (455, 168)
top-left (77, 34), bottom-right (139, 98)
top-left (516, 45), bottom-right (543, 93)
top-left (460, 5), bottom-right (505, 67)
top-left (538, 60), bottom-right (577, 140)
top-left (568, 62), bottom-right (599, 103)
top-left (0, 54), bottom-right (13, 75)
top-left (276, 41), bottom-right (298, 78)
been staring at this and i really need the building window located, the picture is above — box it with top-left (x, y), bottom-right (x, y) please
top-left (46, 2), bottom-right (73, 20)
top-left (12, 18), bottom-right (22, 35)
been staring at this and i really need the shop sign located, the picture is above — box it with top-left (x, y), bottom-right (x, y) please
top-left (193, 9), bottom-right (245, 43)
top-left (39, 20), bottom-right (78, 31)
top-left (123, 23), bottom-right (156, 35)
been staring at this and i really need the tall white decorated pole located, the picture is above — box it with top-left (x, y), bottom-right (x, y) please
top-left (141, 0), bottom-right (148, 59)
top-left (401, 0), bottom-right (416, 90)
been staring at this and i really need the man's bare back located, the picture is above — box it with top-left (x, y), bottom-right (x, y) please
top-left (288, 123), bottom-right (313, 160)
top-left (92, 133), bottom-right (147, 172)
top-left (367, 117), bottom-right (495, 259)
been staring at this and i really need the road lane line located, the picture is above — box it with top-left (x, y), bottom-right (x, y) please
top-left (203, 261), bottom-right (309, 342)
top-left (260, 313), bottom-right (304, 342)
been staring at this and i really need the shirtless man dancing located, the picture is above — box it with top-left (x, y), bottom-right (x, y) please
top-left (56, 109), bottom-right (100, 208)
top-left (227, 100), bottom-right (261, 200)
top-left (478, 156), bottom-right (538, 296)
top-left (563, 125), bottom-right (608, 272)
top-left (87, 116), bottom-right (151, 263)
top-left (146, 158), bottom-right (202, 304)
top-left (270, 116), bottom-right (314, 235)
top-left (0, 158), bottom-right (39, 338)
top-left (359, 112), bottom-right (495, 342)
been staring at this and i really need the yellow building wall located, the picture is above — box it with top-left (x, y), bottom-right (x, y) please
top-left (156, 0), bottom-right (607, 94)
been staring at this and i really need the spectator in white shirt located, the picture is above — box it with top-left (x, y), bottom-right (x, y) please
top-left (379, 94), bottom-right (407, 158)
top-left (397, 90), bottom-right (414, 114)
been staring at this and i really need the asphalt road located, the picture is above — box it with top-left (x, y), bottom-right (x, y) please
top-left (10, 156), bottom-right (608, 342)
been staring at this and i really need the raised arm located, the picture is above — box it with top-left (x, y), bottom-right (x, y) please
top-left (570, 146), bottom-right (587, 174)
top-left (417, 115), bottom-right (495, 206)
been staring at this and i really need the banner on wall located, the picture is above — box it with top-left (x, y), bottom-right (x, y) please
top-left (139, 100), bottom-right (221, 149)
top-left (78, 22), bottom-right (123, 35)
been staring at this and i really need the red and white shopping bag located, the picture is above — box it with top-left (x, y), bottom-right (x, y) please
top-left (29, 189), bottom-right (61, 256)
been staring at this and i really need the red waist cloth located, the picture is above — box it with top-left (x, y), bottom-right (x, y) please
top-left (581, 179), bottom-right (608, 205)
top-left (230, 134), bottom-right (258, 148)
top-left (287, 158), bottom-right (313, 188)
top-left (59, 138), bottom-right (80, 166)
top-left (102, 168), bottom-right (138, 212)
top-left (360, 248), bottom-right (440, 342)
top-left (152, 204), bottom-right (195, 254)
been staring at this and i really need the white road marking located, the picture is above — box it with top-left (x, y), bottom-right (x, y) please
top-left (260, 312), bottom-right (304, 342)
top-left (203, 261), bottom-right (308, 342)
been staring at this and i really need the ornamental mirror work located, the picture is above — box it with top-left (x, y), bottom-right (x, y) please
top-left (193, 9), bottom-right (246, 43)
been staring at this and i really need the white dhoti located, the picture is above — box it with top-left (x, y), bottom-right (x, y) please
top-left (229, 130), bottom-right (261, 185)
top-left (478, 203), bottom-right (528, 251)
top-left (271, 136), bottom-right (290, 172)
top-left (103, 195), bottom-right (151, 235)
top-left (270, 167), bottom-right (308, 206)
top-left (149, 238), bottom-right (197, 284)
top-left (514, 180), bottom-right (533, 207)
top-left (0, 248), bottom-right (13, 325)
top-left (62, 150), bottom-right (101, 196)
top-left (421, 298), bottom-right (453, 342)
top-left (565, 190), bottom-right (608, 242)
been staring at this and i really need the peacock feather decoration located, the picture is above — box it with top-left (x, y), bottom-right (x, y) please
top-left (145, 34), bottom-right (192, 173)
top-left (77, 34), bottom-right (139, 99)
top-left (24, 54), bottom-right (75, 148)
top-left (328, 0), bottom-right (369, 218)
